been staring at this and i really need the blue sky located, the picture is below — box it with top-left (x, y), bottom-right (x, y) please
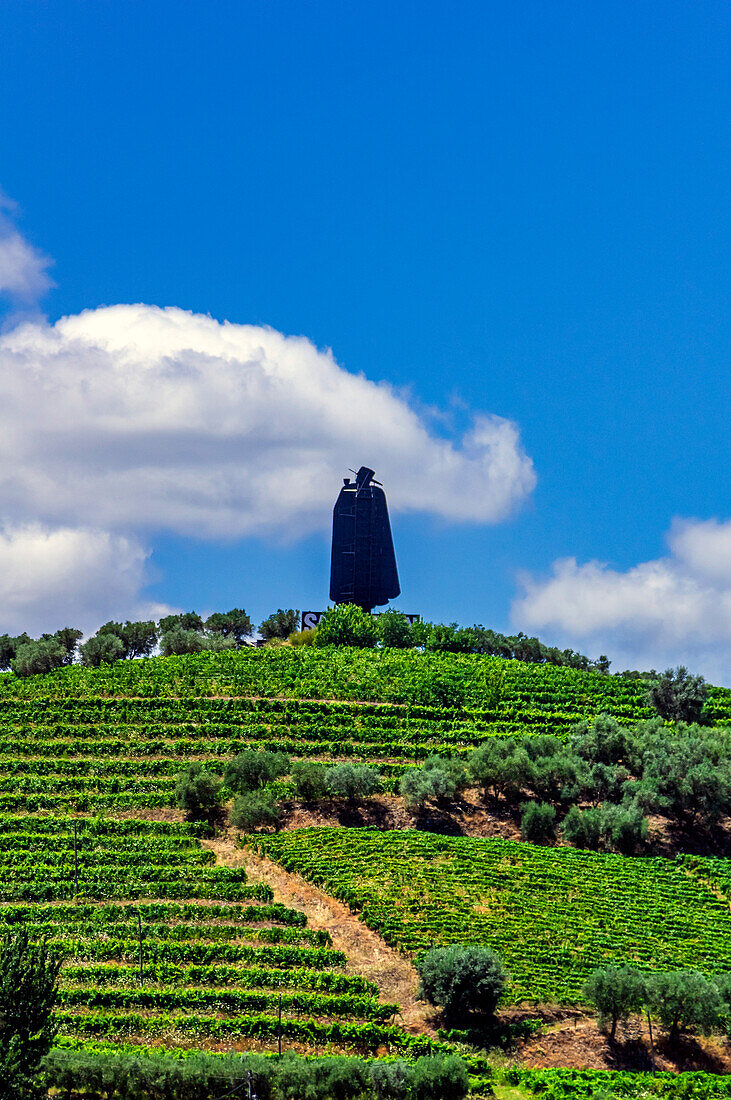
top-left (0, 1), bottom-right (729, 679)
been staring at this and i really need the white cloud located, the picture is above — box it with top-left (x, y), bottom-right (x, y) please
top-left (512, 518), bottom-right (731, 683)
top-left (0, 196), bottom-right (53, 305)
top-left (0, 301), bottom-right (535, 634)
top-left (0, 304), bottom-right (535, 538)
top-left (0, 525), bottom-right (169, 637)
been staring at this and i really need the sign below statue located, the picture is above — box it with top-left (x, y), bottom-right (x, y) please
top-left (302, 610), bottom-right (420, 632)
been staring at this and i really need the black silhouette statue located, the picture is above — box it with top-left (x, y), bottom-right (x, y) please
top-left (329, 466), bottom-right (400, 612)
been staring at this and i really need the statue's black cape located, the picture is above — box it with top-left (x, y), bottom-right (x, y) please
top-left (329, 467), bottom-right (400, 612)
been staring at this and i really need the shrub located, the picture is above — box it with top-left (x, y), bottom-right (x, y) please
top-left (288, 628), bottom-right (317, 647)
top-left (224, 751), bottom-right (290, 794)
top-left (291, 760), bottom-right (329, 801)
top-left (582, 965), bottom-right (646, 1038)
top-left (327, 764), bottom-right (381, 801)
top-left (410, 1054), bottom-right (469, 1100)
top-left (12, 638), bottom-right (68, 677)
top-left (599, 802), bottom-right (648, 854)
top-left (648, 666), bottom-right (708, 724)
top-left (230, 792), bottom-right (281, 832)
top-left (400, 757), bottom-right (466, 811)
top-left (377, 610), bottom-right (414, 649)
top-left (260, 609), bottom-right (300, 641)
top-left (561, 806), bottom-right (602, 850)
top-left (646, 970), bottom-right (723, 1044)
top-left (416, 944), bottom-right (507, 1020)
top-left (173, 764), bottom-right (223, 822)
top-left (0, 925), bottom-right (61, 1096)
top-left (369, 1059), bottom-right (411, 1099)
top-left (79, 633), bottom-right (125, 668)
top-left (315, 605), bottom-right (379, 648)
top-left (160, 627), bottom-right (205, 656)
top-left (205, 634), bottom-right (237, 652)
top-left (520, 801), bottom-right (556, 843)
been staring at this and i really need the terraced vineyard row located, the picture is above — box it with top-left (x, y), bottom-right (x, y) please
top-left (0, 649), bottom-right (728, 811)
top-left (0, 817), bottom-right (408, 1052)
top-left (4, 646), bottom-right (728, 719)
top-left (256, 827), bottom-right (731, 1004)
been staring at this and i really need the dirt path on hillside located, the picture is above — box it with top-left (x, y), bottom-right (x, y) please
top-left (204, 835), bottom-right (437, 1038)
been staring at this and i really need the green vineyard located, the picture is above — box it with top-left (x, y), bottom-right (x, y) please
top-left (0, 647), bottom-right (728, 812)
top-left (0, 645), bottom-right (729, 1077)
top-left (256, 827), bottom-right (731, 1003)
top-left (0, 816), bottom-right (405, 1051)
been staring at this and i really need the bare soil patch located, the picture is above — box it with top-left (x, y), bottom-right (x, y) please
top-left (206, 835), bottom-right (438, 1038)
top-left (515, 1015), bottom-right (731, 1073)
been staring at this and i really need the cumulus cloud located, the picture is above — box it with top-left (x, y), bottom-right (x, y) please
top-left (0, 525), bottom-right (169, 637)
top-left (0, 302), bottom-right (535, 633)
top-left (512, 518), bottom-right (731, 683)
top-left (0, 304), bottom-right (535, 538)
top-left (0, 196), bottom-right (53, 305)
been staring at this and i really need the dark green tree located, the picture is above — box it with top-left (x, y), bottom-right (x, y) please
top-left (160, 627), bottom-right (205, 656)
top-left (159, 611), bottom-right (204, 634)
top-left (0, 634), bottom-right (30, 672)
top-left (648, 667), bottom-right (708, 724)
top-left (79, 633), bottom-right (125, 668)
top-left (291, 760), bottom-right (329, 801)
top-left (205, 609), bottom-right (252, 645)
top-left (259, 609), bottom-right (299, 642)
top-left (224, 751), bottom-right (290, 794)
top-left (173, 764), bottom-right (223, 822)
top-left (400, 757), bottom-right (466, 811)
top-left (230, 792), bottom-right (281, 832)
top-left (11, 639), bottom-right (67, 678)
top-left (520, 801), bottom-right (556, 843)
top-left (416, 944), bottom-right (507, 1020)
top-left (0, 925), bottom-right (62, 1099)
top-left (314, 605), bottom-right (379, 648)
top-left (582, 965), bottom-right (646, 1039)
top-left (327, 763), bottom-right (381, 800)
top-left (646, 970), bottom-right (723, 1044)
top-left (377, 610), bottom-right (414, 649)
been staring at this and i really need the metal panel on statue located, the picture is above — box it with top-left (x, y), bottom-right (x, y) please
top-left (329, 466), bottom-right (401, 612)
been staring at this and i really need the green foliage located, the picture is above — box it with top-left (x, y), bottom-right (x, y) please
top-left (160, 612), bottom-right (204, 634)
top-left (97, 620), bottom-right (158, 659)
top-left (258, 828), bottom-right (731, 1005)
top-left (582, 965), bottom-right (646, 1038)
top-left (377, 610), bottom-right (414, 649)
top-left (288, 628), bottom-right (317, 647)
top-left (400, 757), bottom-right (466, 810)
top-left (0, 633), bottom-right (30, 671)
top-left (174, 764), bottom-right (223, 821)
top-left (230, 791), bottom-right (282, 832)
top-left (161, 627), bottom-right (205, 656)
top-left (416, 943), bottom-right (507, 1019)
top-left (520, 800), bottom-right (556, 842)
top-left (205, 609), bottom-right (252, 645)
top-left (561, 806), bottom-right (603, 850)
top-left (291, 760), bottom-right (329, 801)
top-left (327, 763), bottom-right (381, 800)
top-left (12, 638), bottom-right (68, 677)
top-left (646, 970), bottom-right (723, 1043)
top-left (315, 605), bottom-right (379, 648)
top-left (648, 666), bottom-right (708, 724)
top-left (0, 925), bottom-right (61, 1099)
top-left (79, 632), bottom-right (125, 668)
top-left (43, 1049), bottom-right (470, 1100)
top-left (260, 609), bottom-right (300, 641)
top-left (224, 751), bottom-right (290, 794)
